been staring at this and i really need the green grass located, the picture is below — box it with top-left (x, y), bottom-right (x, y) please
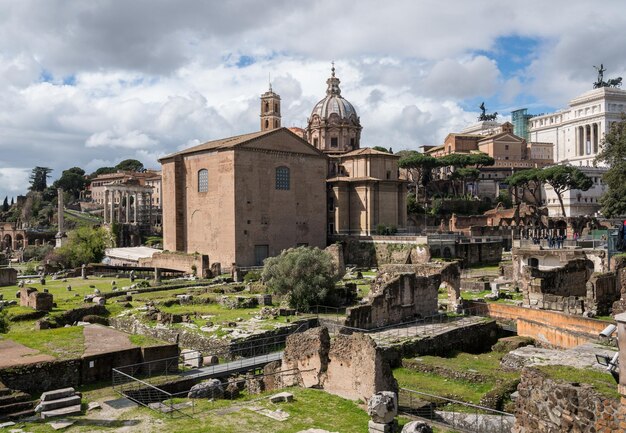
top-left (394, 351), bottom-right (521, 405)
top-left (2, 325), bottom-right (85, 359)
top-left (538, 365), bottom-right (620, 399)
top-left (416, 351), bottom-right (517, 380)
top-left (129, 334), bottom-right (167, 347)
top-left (7, 386), bottom-right (372, 433)
top-left (394, 367), bottom-right (492, 404)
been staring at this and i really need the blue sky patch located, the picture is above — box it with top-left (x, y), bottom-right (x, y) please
top-left (236, 55), bottom-right (255, 68)
top-left (39, 69), bottom-right (54, 83)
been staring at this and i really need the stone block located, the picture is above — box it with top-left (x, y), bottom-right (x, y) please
top-left (187, 379), bottom-right (223, 399)
top-left (181, 349), bottom-right (203, 368)
top-left (368, 420), bottom-right (395, 433)
top-left (40, 387), bottom-right (76, 402)
top-left (269, 392), bottom-right (294, 403)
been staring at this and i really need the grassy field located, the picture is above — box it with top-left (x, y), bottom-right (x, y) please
top-left (394, 351), bottom-right (520, 405)
top-left (538, 365), bottom-right (621, 399)
top-left (1, 324), bottom-right (85, 359)
top-left (6, 382), bottom-right (460, 433)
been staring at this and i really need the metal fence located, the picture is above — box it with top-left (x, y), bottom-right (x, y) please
top-left (516, 238), bottom-right (608, 249)
top-left (399, 388), bottom-right (515, 433)
top-left (310, 305), bottom-right (489, 346)
top-left (112, 362), bottom-right (304, 418)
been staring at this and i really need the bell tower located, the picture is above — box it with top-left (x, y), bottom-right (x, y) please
top-left (260, 83), bottom-right (281, 131)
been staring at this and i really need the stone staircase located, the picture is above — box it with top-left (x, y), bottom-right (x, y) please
top-left (0, 384), bottom-right (36, 421)
top-left (35, 388), bottom-right (82, 419)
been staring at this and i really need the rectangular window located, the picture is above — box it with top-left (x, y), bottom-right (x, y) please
top-left (275, 167), bottom-right (290, 190)
top-left (198, 169), bottom-right (208, 192)
top-left (331, 137), bottom-right (338, 147)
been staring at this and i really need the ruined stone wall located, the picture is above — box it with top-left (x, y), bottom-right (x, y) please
top-left (0, 268), bottom-right (17, 286)
top-left (586, 271), bottom-right (619, 316)
top-left (344, 273), bottom-right (438, 329)
top-left (456, 241), bottom-right (503, 266)
top-left (466, 301), bottom-right (610, 349)
top-left (19, 287), bottom-right (53, 311)
top-left (110, 315), bottom-right (315, 359)
top-left (281, 327), bottom-right (397, 402)
top-left (610, 256), bottom-right (626, 315)
top-left (513, 367), bottom-right (626, 433)
top-left (139, 251), bottom-right (210, 277)
top-left (340, 237), bottom-right (429, 267)
top-left (324, 333), bottom-right (396, 401)
top-left (324, 243), bottom-right (345, 278)
top-left (522, 258), bottom-right (592, 314)
top-left (382, 319), bottom-right (500, 368)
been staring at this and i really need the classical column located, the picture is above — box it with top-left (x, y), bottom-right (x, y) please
top-left (125, 191), bottom-right (131, 223)
top-left (590, 123), bottom-right (596, 154)
top-left (579, 126), bottom-right (584, 156)
top-left (117, 190), bottom-right (122, 222)
top-left (133, 192), bottom-right (138, 223)
top-left (109, 190), bottom-right (115, 223)
top-left (104, 190), bottom-right (109, 224)
top-left (148, 193), bottom-right (153, 227)
top-left (574, 127), bottom-right (579, 156)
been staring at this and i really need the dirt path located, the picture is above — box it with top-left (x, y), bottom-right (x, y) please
top-left (82, 324), bottom-right (137, 357)
top-left (0, 339), bottom-right (55, 368)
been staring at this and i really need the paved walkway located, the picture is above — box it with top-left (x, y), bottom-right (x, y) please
top-left (367, 316), bottom-right (487, 346)
top-left (180, 352), bottom-right (283, 379)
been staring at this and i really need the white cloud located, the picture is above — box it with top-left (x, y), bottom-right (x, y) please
top-left (0, 168), bottom-right (30, 195)
top-left (85, 130), bottom-right (157, 149)
top-left (0, 0), bottom-right (625, 200)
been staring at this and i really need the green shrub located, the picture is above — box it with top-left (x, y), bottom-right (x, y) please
top-left (376, 224), bottom-right (398, 235)
top-left (23, 244), bottom-right (53, 262)
top-left (0, 310), bottom-right (9, 333)
top-left (262, 246), bottom-right (340, 311)
top-left (243, 271), bottom-right (261, 283)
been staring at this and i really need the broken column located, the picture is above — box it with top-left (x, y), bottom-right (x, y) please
top-left (367, 391), bottom-right (398, 433)
top-left (55, 188), bottom-right (67, 248)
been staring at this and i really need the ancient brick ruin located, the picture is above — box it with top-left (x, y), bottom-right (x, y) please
top-left (512, 367), bottom-right (626, 433)
top-left (276, 327), bottom-right (397, 402)
top-left (519, 257), bottom-right (621, 316)
top-left (344, 262), bottom-right (461, 329)
top-left (19, 287), bottom-right (53, 312)
top-left (0, 268), bottom-right (17, 287)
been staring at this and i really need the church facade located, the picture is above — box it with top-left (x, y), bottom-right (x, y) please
top-left (160, 67), bottom-right (407, 267)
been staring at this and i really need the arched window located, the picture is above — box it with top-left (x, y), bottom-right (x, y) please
top-left (265, 119), bottom-right (269, 129)
top-left (265, 102), bottom-right (269, 113)
top-left (275, 166), bottom-right (290, 190)
top-left (198, 169), bottom-right (208, 192)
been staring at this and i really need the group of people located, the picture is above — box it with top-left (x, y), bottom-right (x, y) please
top-left (530, 234), bottom-right (569, 248)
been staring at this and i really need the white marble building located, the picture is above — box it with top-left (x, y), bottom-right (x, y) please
top-left (529, 87), bottom-right (626, 166)
top-left (528, 86), bottom-right (626, 217)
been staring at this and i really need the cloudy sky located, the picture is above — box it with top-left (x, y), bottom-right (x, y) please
top-left (0, 0), bottom-right (624, 200)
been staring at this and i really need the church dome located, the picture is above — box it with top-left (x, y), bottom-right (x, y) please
top-left (309, 66), bottom-right (359, 122)
top-left (306, 65), bottom-right (362, 154)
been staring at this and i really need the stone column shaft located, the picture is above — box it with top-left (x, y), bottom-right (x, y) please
top-left (133, 192), bottom-right (138, 223)
top-left (125, 191), bottom-right (131, 223)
